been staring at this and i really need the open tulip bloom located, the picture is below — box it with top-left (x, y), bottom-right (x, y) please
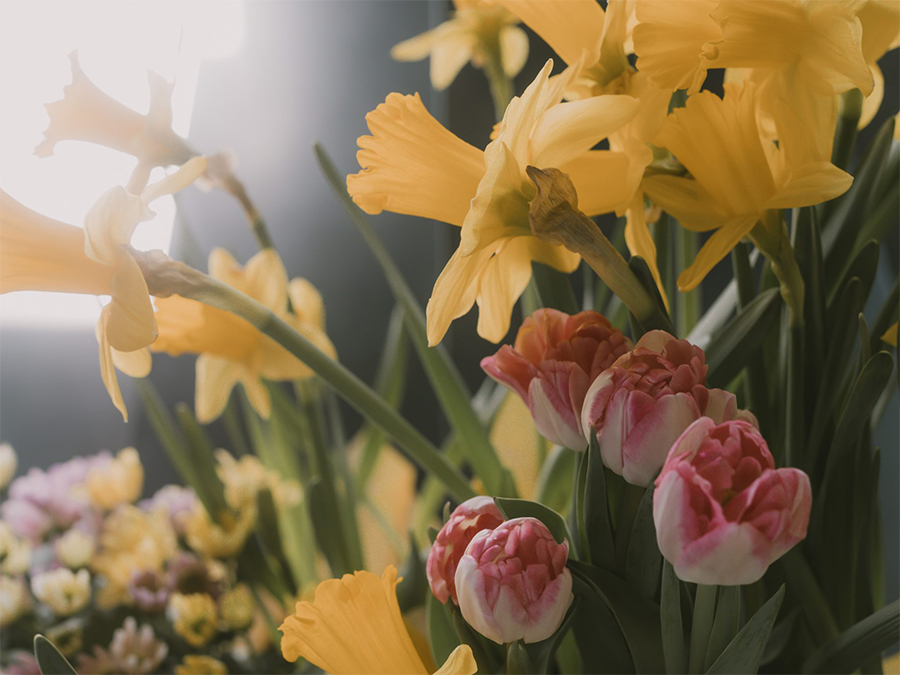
top-left (3, 2), bottom-right (899, 674)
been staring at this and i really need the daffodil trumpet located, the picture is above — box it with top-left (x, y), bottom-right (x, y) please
top-left (129, 248), bottom-right (474, 502)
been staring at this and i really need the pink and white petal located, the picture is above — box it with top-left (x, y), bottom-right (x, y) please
top-left (529, 376), bottom-right (586, 451)
top-left (676, 521), bottom-right (771, 586)
top-left (521, 569), bottom-right (573, 644)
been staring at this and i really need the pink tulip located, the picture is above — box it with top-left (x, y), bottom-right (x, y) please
top-left (654, 418), bottom-right (812, 586)
top-left (426, 496), bottom-right (504, 605)
top-left (581, 330), bottom-right (744, 486)
top-left (455, 517), bottom-right (573, 644)
top-left (482, 309), bottom-right (631, 450)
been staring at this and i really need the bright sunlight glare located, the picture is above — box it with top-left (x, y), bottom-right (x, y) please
top-left (0, 1), bottom-right (244, 329)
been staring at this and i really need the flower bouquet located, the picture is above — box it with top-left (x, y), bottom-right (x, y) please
top-left (1, 1), bottom-right (898, 674)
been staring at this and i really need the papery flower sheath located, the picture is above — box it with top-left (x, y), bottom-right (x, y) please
top-left (349, 59), bottom-right (639, 344)
top-left (643, 81), bottom-right (852, 295)
top-left (392, 0), bottom-right (528, 90)
top-left (151, 248), bottom-right (336, 423)
top-left (280, 565), bottom-right (477, 674)
top-left (482, 308), bottom-right (631, 450)
top-left (654, 418), bottom-right (812, 585)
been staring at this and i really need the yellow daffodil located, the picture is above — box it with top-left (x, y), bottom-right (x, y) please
top-left (184, 502), bottom-right (257, 559)
top-left (495, 0), bottom-right (671, 303)
top-left (0, 191), bottom-right (158, 421)
top-left (280, 565), bottom-right (476, 675)
top-left (80, 447), bottom-right (144, 511)
top-left (168, 592), bottom-right (218, 648)
top-left (151, 248), bottom-right (336, 423)
top-left (392, 0), bottom-right (528, 90)
top-left (349, 59), bottom-right (638, 343)
top-left (643, 81), bottom-right (852, 302)
top-left (91, 506), bottom-right (178, 609)
top-left (857, 0), bottom-right (900, 128)
top-left (175, 656), bottom-right (229, 675)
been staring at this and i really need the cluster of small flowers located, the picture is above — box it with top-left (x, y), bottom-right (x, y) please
top-left (0, 445), bottom-right (286, 674)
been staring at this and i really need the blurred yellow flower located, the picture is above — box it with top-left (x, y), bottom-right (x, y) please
top-left (280, 565), bottom-right (476, 675)
top-left (168, 592), bottom-right (218, 648)
top-left (882, 322), bottom-right (898, 347)
top-left (55, 529), bottom-right (95, 570)
top-left (175, 655), bottom-right (229, 675)
top-left (151, 248), bottom-right (336, 423)
top-left (81, 447), bottom-right (144, 511)
top-left (31, 568), bottom-right (91, 617)
top-left (0, 443), bottom-right (17, 489)
top-left (392, 0), bottom-right (528, 90)
top-left (215, 450), bottom-right (301, 511)
top-left (644, 81), bottom-right (853, 295)
top-left (0, 575), bottom-right (29, 628)
top-left (219, 583), bottom-right (255, 631)
top-left (91, 506), bottom-right (178, 608)
top-left (349, 59), bottom-right (639, 343)
top-left (184, 502), bottom-right (256, 559)
top-left (0, 523), bottom-right (32, 575)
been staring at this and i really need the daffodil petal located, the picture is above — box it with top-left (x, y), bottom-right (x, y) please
top-left (642, 175), bottom-right (731, 232)
top-left (106, 252), bottom-right (157, 352)
top-left (288, 278), bottom-right (327, 329)
top-left (625, 194), bottom-right (669, 310)
top-left (430, 31), bottom-right (476, 90)
top-left (434, 646), bottom-right (477, 675)
top-left (560, 150), bottom-right (633, 217)
top-left (240, 371), bottom-right (272, 420)
top-left (244, 249), bottom-right (289, 314)
top-left (391, 26), bottom-right (442, 62)
top-left (97, 306), bottom-right (129, 422)
top-left (83, 186), bottom-right (148, 264)
top-left (141, 156), bottom-right (207, 204)
top-left (677, 215), bottom-right (759, 291)
top-left (426, 245), bottom-right (492, 346)
top-left (858, 62), bottom-right (884, 129)
top-left (500, 25), bottom-right (530, 78)
top-left (494, 0), bottom-right (605, 66)
top-left (195, 355), bottom-right (241, 424)
top-left (766, 161), bottom-right (853, 210)
top-left (475, 238), bottom-right (536, 343)
top-left (111, 347), bottom-right (152, 379)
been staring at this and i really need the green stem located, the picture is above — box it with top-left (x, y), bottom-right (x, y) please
top-left (136, 251), bottom-right (475, 502)
top-left (731, 244), bottom-right (768, 415)
top-left (689, 584), bottom-right (718, 674)
top-left (677, 228), bottom-right (700, 337)
top-left (482, 34), bottom-right (513, 121)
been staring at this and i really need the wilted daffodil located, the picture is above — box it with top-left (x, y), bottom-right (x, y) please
top-left (392, 0), bottom-right (528, 91)
top-left (349, 59), bottom-right (638, 344)
top-left (280, 565), bottom-right (477, 675)
top-left (151, 248), bottom-right (336, 423)
top-left (495, 0), bottom-right (672, 301)
top-left (643, 81), bottom-right (852, 318)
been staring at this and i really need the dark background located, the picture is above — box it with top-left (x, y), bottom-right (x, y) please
top-left (1, 1), bottom-right (897, 604)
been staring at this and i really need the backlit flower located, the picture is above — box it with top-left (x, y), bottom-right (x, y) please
top-left (80, 447), bottom-right (144, 511)
top-left (0, 575), bottom-right (30, 627)
top-left (456, 517), bottom-right (573, 644)
top-left (348, 59), bottom-right (639, 343)
top-left (482, 308), bottom-right (631, 449)
top-left (128, 570), bottom-right (170, 613)
top-left (168, 592), bottom-right (218, 647)
top-left (0, 522), bottom-right (33, 575)
top-left (643, 81), bottom-right (852, 295)
top-left (427, 496), bottom-right (504, 605)
top-left (55, 528), bottom-right (95, 569)
top-left (392, 0), bottom-right (528, 90)
top-left (151, 248), bottom-right (336, 423)
top-left (219, 583), bottom-right (255, 631)
top-left (280, 565), bottom-right (477, 674)
top-left (0, 443), bottom-right (17, 489)
top-left (654, 418), bottom-right (812, 585)
top-left (77, 617), bottom-right (168, 675)
top-left (215, 450), bottom-right (301, 511)
top-left (184, 503), bottom-right (256, 559)
top-left (174, 656), bottom-right (228, 675)
top-left (31, 567), bottom-right (91, 616)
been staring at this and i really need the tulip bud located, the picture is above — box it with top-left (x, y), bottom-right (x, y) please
top-left (582, 330), bottom-right (717, 486)
top-left (455, 517), bottom-right (572, 644)
top-left (654, 418), bottom-right (812, 585)
top-left (482, 308), bottom-right (631, 449)
top-left (426, 496), bottom-right (504, 605)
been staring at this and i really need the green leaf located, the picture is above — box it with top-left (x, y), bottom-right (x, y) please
top-left (827, 239), bottom-right (879, 305)
top-left (705, 586), bottom-right (741, 671)
top-left (34, 635), bottom-right (78, 675)
top-left (256, 487), bottom-right (297, 594)
top-left (869, 277), bottom-right (899, 353)
top-left (661, 562), bottom-right (688, 675)
top-left (572, 447), bottom-right (590, 561)
top-left (571, 576), bottom-right (636, 674)
top-left (506, 641), bottom-right (535, 675)
top-left (397, 534), bottom-right (428, 612)
top-left (586, 435), bottom-right (616, 570)
top-left (494, 497), bottom-right (573, 549)
top-left (802, 601), bottom-right (900, 674)
top-left (174, 403), bottom-right (228, 517)
top-left (628, 255), bottom-right (675, 334)
top-left (531, 262), bottom-right (579, 313)
top-left (793, 209), bottom-right (827, 393)
top-left (830, 89), bottom-right (863, 171)
top-left (676, 227), bottom-right (701, 337)
top-left (314, 143), bottom-right (513, 498)
top-left (535, 446), bottom-right (577, 516)
top-left (307, 479), bottom-right (348, 575)
top-left (625, 485), bottom-right (661, 600)
top-left (705, 288), bottom-right (781, 388)
top-left (706, 586), bottom-right (785, 675)
top-left (427, 592), bottom-right (459, 668)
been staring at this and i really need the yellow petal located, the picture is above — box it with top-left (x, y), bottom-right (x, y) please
top-left (633, 0), bottom-right (721, 93)
top-left (475, 238), bottom-right (535, 343)
top-left (141, 156), bottom-right (208, 204)
top-left (153, 294), bottom-right (259, 362)
top-left (489, 393), bottom-right (540, 499)
top-left (500, 25), bottom-right (530, 78)
top-left (347, 93), bottom-right (484, 227)
top-left (106, 252), bottom-right (157, 352)
top-left (858, 0), bottom-right (900, 63)
top-left (243, 249), bottom-right (289, 314)
top-left (0, 190), bottom-right (113, 296)
top-left (434, 646), bottom-right (477, 675)
top-left (240, 372), bottom-right (272, 420)
top-left (195, 355), bottom-right (241, 424)
top-left (677, 215), bottom-right (759, 291)
top-left (642, 175), bottom-right (731, 232)
top-left (532, 94), bottom-right (640, 168)
top-left (859, 62), bottom-right (884, 129)
top-left (560, 150), bottom-right (634, 216)
top-left (279, 566), bottom-right (428, 675)
top-left (426, 245), bottom-right (493, 346)
top-left (83, 186), bottom-right (148, 264)
top-left (288, 278), bottom-right (326, 329)
top-left (625, 194), bottom-right (669, 310)
top-left (429, 30), bottom-right (476, 90)
top-left (494, 0), bottom-right (605, 66)
top-left (208, 247), bottom-right (242, 285)
top-left (767, 161), bottom-right (853, 209)
top-left (111, 347), bottom-right (152, 379)
top-left (97, 306), bottom-right (129, 422)
top-left (391, 26), bottom-right (443, 62)
top-left (881, 322), bottom-right (898, 347)
top-left (257, 320), bottom-right (335, 382)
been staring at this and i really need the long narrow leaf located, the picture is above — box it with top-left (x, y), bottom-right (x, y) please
top-left (706, 586), bottom-right (785, 675)
top-left (801, 601), bottom-right (900, 674)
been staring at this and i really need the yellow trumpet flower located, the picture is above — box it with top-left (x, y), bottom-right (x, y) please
top-left (644, 81), bottom-right (852, 294)
top-left (392, 0), bottom-right (528, 90)
top-left (280, 565), bottom-right (476, 675)
top-left (857, 0), bottom-right (900, 128)
top-left (151, 248), bottom-right (336, 423)
top-left (349, 59), bottom-right (638, 344)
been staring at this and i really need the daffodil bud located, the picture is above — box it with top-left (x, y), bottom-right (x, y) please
top-left (455, 517), bottom-right (573, 644)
